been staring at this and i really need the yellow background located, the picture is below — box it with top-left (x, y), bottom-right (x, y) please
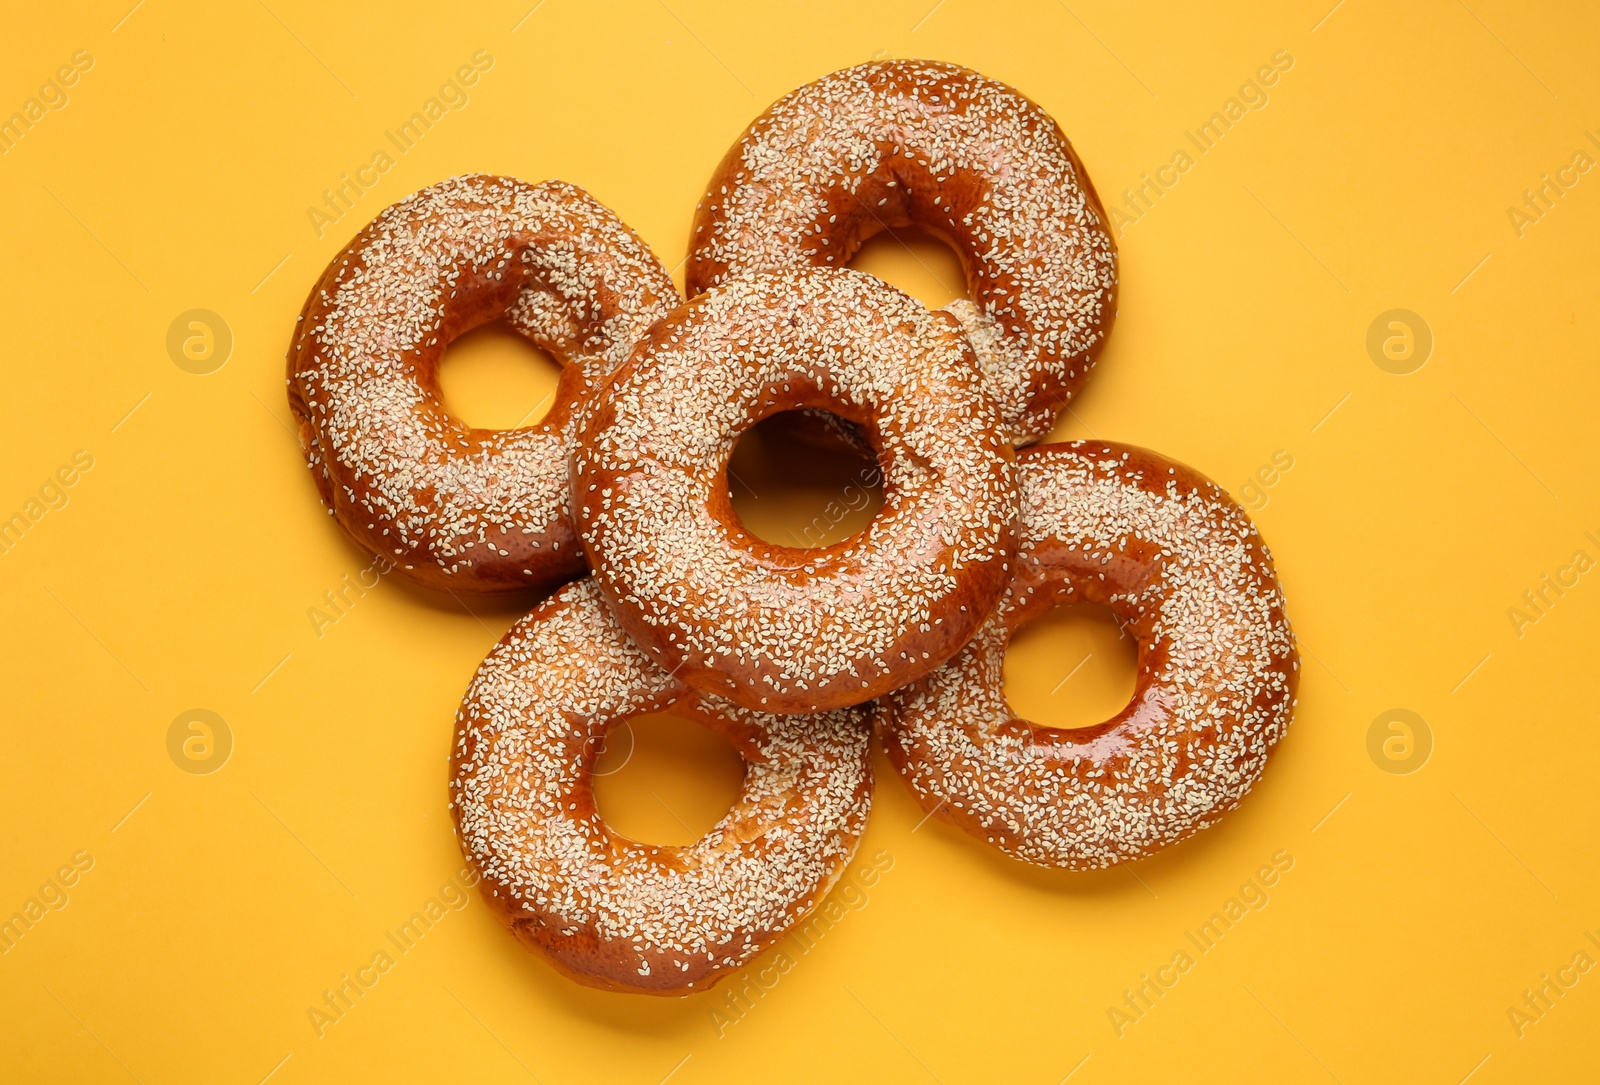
top-left (2, 1), bottom-right (1597, 1081)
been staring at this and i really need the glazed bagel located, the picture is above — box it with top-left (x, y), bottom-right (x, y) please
top-left (687, 59), bottom-right (1118, 446)
top-left (451, 577), bottom-right (872, 995)
top-left (877, 442), bottom-right (1298, 869)
top-left (288, 174), bottom-right (680, 593)
top-left (573, 266), bottom-right (1019, 714)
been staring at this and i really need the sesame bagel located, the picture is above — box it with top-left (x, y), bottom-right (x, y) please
top-left (877, 442), bottom-right (1298, 868)
top-left (573, 266), bottom-right (1019, 714)
top-left (451, 577), bottom-right (873, 995)
top-left (288, 174), bottom-right (680, 593)
top-left (687, 60), bottom-right (1118, 446)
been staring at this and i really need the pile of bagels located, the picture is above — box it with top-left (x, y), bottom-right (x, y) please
top-left (287, 60), bottom-right (1299, 995)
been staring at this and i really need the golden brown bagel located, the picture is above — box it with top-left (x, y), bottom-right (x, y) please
top-left (573, 266), bottom-right (1019, 715)
top-left (288, 174), bottom-right (679, 593)
top-left (451, 577), bottom-right (873, 995)
top-left (877, 442), bottom-right (1298, 868)
top-left (688, 60), bottom-right (1118, 446)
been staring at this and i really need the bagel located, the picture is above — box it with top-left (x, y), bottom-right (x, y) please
top-left (687, 60), bottom-right (1118, 446)
top-left (877, 442), bottom-right (1298, 868)
top-left (288, 174), bottom-right (679, 593)
top-left (573, 266), bottom-right (1019, 714)
top-left (451, 577), bottom-right (872, 994)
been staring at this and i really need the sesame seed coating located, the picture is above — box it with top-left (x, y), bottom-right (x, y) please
top-left (573, 266), bottom-right (1020, 715)
top-left (450, 577), bottom-right (873, 995)
top-left (287, 174), bottom-right (681, 593)
top-left (687, 59), bottom-right (1119, 446)
top-left (876, 442), bottom-right (1299, 869)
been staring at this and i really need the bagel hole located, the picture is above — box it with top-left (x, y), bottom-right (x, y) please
top-left (848, 224), bottom-right (968, 309)
top-left (436, 318), bottom-right (563, 429)
top-left (725, 409), bottom-right (885, 549)
top-left (1002, 604), bottom-right (1139, 736)
top-left (590, 712), bottom-right (745, 846)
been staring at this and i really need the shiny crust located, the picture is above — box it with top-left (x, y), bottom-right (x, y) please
top-left (573, 267), bottom-right (1019, 714)
top-left (287, 174), bottom-right (681, 593)
top-left (876, 443), bottom-right (1299, 868)
top-left (450, 577), bottom-right (873, 995)
top-left (687, 59), bottom-right (1118, 445)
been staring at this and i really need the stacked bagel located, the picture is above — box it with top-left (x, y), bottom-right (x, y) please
top-left (288, 61), bottom-right (1298, 996)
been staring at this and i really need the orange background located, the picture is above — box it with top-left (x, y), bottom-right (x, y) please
top-left (2, 1), bottom-right (1598, 1082)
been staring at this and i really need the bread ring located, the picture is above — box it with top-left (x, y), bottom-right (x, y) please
top-left (573, 266), bottom-right (1019, 714)
top-left (877, 442), bottom-right (1298, 868)
top-left (450, 577), bottom-right (872, 995)
top-left (687, 59), bottom-right (1118, 446)
top-left (288, 174), bottom-right (680, 593)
